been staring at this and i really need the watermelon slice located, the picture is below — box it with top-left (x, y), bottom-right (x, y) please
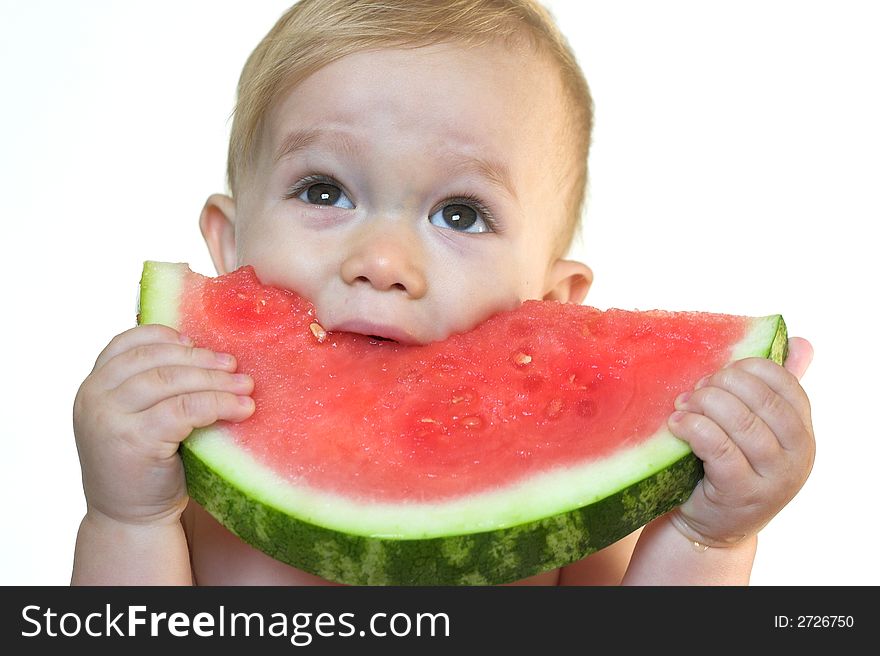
top-left (137, 261), bottom-right (787, 585)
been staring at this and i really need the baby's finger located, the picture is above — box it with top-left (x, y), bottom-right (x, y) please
top-left (93, 324), bottom-right (189, 371)
top-left (668, 410), bottom-right (754, 491)
top-left (677, 384), bottom-right (781, 478)
top-left (141, 391), bottom-right (255, 446)
top-left (692, 367), bottom-right (808, 455)
top-left (114, 366), bottom-right (254, 412)
top-left (782, 337), bottom-right (813, 381)
top-left (99, 342), bottom-right (239, 391)
top-left (730, 357), bottom-right (813, 431)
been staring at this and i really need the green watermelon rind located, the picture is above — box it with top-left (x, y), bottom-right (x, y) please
top-left (179, 440), bottom-right (702, 585)
top-left (137, 261), bottom-right (787, 585)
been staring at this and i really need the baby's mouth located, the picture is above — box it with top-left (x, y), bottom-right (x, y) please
top-left (324, 319), bottom-right (417, 345)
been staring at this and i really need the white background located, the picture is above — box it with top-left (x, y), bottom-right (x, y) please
top-left (1, 1), bottom-right (877, 586)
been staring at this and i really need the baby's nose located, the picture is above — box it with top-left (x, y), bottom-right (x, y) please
top-left (340, 234), bottom-right (427, 299)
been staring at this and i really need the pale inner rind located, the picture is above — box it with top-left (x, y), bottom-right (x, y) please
top-left (730, 315), bottom-right (781, 360)
top-left (139, 261), bottom-right (185, 327)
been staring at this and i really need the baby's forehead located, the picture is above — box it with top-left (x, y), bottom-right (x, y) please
top-left (259, 42), bottom-right (572, 179)
top-left (271, 39), bottom-right (563, 104)
top-left (267, 42), bottom-right (570, 143)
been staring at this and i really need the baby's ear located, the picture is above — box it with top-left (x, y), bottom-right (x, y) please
top-left (199, 194), bottom-right (238, 274)
top-left (543, 259), bottom-right (593, 304)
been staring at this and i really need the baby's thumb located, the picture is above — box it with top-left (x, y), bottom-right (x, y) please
top-left (783, 337), bottom-right (814, 380)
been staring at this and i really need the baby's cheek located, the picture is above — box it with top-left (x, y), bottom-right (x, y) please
top-left (442, 288), bottom-right (522, 337)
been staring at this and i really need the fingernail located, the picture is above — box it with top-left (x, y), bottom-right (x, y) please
top-left (216, 353), bottom-right (235, 366)
top-left (670, 411), bottom-right (686, 423)
top-left (238, 396), bottom-right (255, 410)
top-left (233, 373), bottom-right (253, 390)
top-left (179, 334), bottom-right (194, 346)
top-left (674, 391), bottom-right (690, 408)
top-left (695, 375), bottom-right (710, 389)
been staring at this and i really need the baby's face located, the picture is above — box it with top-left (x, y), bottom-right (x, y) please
top-left (207, 40), bottom-right (590, 344)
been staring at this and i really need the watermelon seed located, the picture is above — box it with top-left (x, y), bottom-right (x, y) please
top-left (545, 398), bottom-right (564, 420)
top-left (514, 352), bottom-right (532, 366)
top-left (309, 322), bottom-right (328, 343)
top-left (460, 415), bottom-right (483, 429)
top-left (450, 387), bottom-right (477, 405)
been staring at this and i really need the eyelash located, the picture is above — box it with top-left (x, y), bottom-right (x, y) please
top-left (282, 173), bottom-right (345, 201)
top-left (283, 174), bottom-right (500, 231)
top-left (433, 193), bottom-right (499, 233)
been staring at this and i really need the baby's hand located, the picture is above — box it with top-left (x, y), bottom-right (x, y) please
top-left (666, 337), bottom-right (815, 547)
top-left (73, 324), bottom-right (254, 526)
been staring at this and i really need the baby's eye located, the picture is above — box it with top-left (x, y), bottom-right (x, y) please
top-left (294, 179), bottom-right (354, 209)
top-left (428, 202), bottom-right (493, 233)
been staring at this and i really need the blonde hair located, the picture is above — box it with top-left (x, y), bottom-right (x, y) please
top-left (228, 0), bottom-right (593, 253)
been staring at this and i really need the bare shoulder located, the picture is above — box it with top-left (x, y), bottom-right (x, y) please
top-left (557, 528), bottom-right (642, 586)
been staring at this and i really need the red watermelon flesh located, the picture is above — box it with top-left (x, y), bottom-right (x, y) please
top-left (138, 261), bottom-right (787, 585)
top-left (181, 265), bottom-right (743, 503)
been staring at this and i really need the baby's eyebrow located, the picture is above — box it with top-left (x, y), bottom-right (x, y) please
top-left (450, 156), bottom-right (517, 201)
top-left (273, 127), bottom-right (360, 163)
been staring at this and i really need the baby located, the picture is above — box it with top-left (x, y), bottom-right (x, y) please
top-left (72, 0), bottom-right (815, 585)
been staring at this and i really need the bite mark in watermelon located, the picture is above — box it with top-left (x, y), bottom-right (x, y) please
top-left (137, 261), bottom-right (787, 585)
